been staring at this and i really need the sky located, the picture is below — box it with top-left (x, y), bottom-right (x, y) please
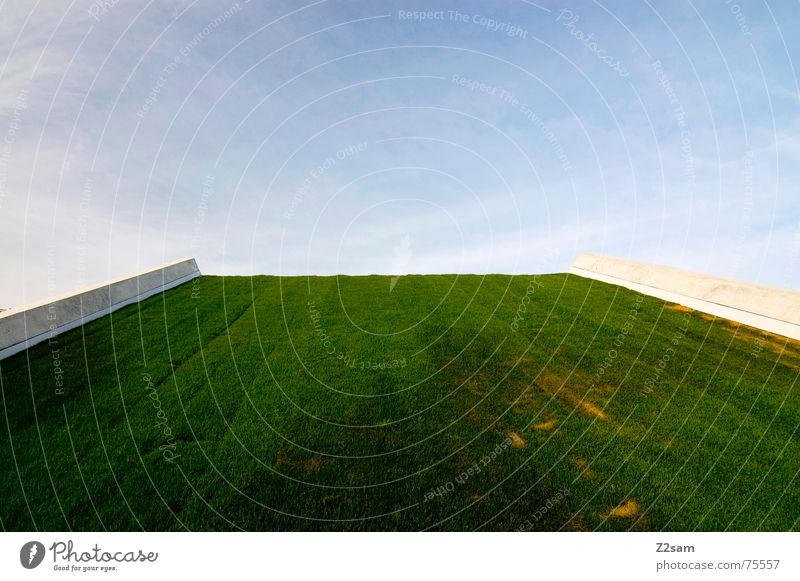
top-left (1, 0), bottom-right (799, 307)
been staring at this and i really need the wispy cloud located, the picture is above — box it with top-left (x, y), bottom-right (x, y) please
top-left (1, 0), bottom-right (799, 306)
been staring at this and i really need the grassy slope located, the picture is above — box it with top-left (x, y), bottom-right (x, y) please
top-left (0, 274), bottom-right (798, 531)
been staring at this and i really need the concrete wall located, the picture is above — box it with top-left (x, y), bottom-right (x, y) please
top-left (0, 258), bottom-right (201, 361)
top-left (569, 253), bottom-right (800, 341)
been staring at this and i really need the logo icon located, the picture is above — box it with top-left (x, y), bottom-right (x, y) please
top-left (20, 541), bottom-right (45, 569)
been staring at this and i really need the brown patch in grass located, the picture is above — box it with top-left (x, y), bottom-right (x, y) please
top-left (507, 431), bottom-right (527, 448)
top-left (594, 384), bottom-right (618, 395)
top-left (724, 323), bottom-right (800, 359)
top-left (506, 387), bottom-right (545, 415)
top-left (276, 450), bottom-right (328, 474)
top-left (572, 457), bottom-right (595, 479)
top-left (466, 409), bottom-right (483, 425)
top-left (535, 371), bottom-right (610, 422)
top-left (778, 360), bottom-right (800, 372)
top-left (682, 309), bottom-right (800, 359)
top-left (499, 355), bottom-right (536, 369)
top-left (565, 513), bottom-right (589, 531)
top-left (580, 401), bottom-right (607, 420)
top-left (603, 499), bottom-right (641, 518)
top-left (667, 303), bottom-right (694, 313)
top-left (300, 456), bottom-right (326, 472)
top-left (532, 418), bottom-right (559, 431)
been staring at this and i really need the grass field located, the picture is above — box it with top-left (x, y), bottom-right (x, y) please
top-left (1, 274), bottom-right (798, 531)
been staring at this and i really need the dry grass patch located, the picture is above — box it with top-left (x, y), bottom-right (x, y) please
top-left (564, 512), bottom-right (589, 531)
top-left (580, 401), bottom-right (607, 420)
top-left (532, 418), bottom-right (559, 431)
top-left (725, 322), bottom-right (800, 357)
top-left (603, 499), bottom-right (641, 518)
top-left (671, 303), bottom-right (800, 367)
top-left (507, 431), bottom-right (527, 448)
top-left (277, 450), bottom-right (328, 474)
top-left (535, 371), bottom-right (609, 421)
top-left (572, 457), bottom-right (595, 479)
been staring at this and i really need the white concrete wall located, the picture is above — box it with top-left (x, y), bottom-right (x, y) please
top-left (569, 253), bottom-right (800, 341)
top-left (0, 258), bottom-right (201, 360)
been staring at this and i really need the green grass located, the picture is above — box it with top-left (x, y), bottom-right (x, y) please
top-left (1, 274), bottom-right (798, 531)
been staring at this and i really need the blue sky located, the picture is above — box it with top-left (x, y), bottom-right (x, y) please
top-left (1, 0), bottom-right (799, 306)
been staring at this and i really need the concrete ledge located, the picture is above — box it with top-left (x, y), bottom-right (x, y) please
top-left (0, 258), bottom-right (201, 361)
top-left (569, 253), bottom-right (800, 341)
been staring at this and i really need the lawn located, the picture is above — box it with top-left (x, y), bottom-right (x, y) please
top-left (1, 274), bottom-right (798, 531)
